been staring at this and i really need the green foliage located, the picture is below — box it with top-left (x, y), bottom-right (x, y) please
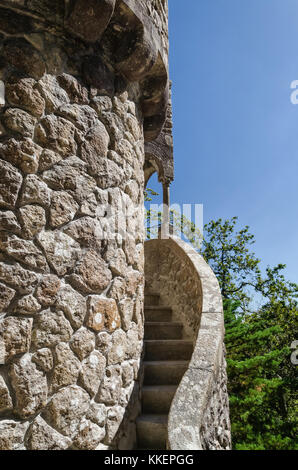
top-left (144, 187), bottom-right (159, 202)
top-left (224, 299), bottom-right (298, 450)
top-left (202, 218), bottom-right (298, 449)
top-left (201, 218), bottom-right (298, 449)
top-left (202, 217), bottom-right (261, 310)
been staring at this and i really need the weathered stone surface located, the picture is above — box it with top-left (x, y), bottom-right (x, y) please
top-left (0, 138), bottom-right (42, 174)
top-left (64, 217), bottom-right (102, 250)
top-left (86, 403), bottom-right (106, 427)
top-left (105, 247), bottom-right (127, 277)
top-left (0, 261), bottom-right (38, 294)
top-left (51, 343), bottom-right (81, 392)
top-left (0, 375), bottom-right (13, 412)
top-left (80, 123), bottom-right (110, 175)
top-left (32, 348), bottom-right (53, 372)
top-left (57, 74), bottom-right (89, 104)
top-left (87, 296), bottom-right (121, 333)
top-left (66, 0), bottom-right (116, 43)
top-left (37, 75), bottom-right (70, 112)
top-left (96, 331), bottom-right (111, 357)
top-left (0, 210), bottom-right (21, 233)
top-left (50, 191), bottom-right (79, 228)
top-left (108, 277), bottom-right (126, 302)
top-left (32, 310), bottom-right (73, 349)
top-left (4, 108), bottom-right (37, 137)
top-left (114, 137), bottom-right (134, 164)
top-left (107, 329), bottom-right (127, 365)
top-left (83, 55), bottom-right (114, 96)
top-left (96, 159), bottom-right (124, 189)
top-left (96, 365), bottom-right (122, 406)
top-left (0, 6), bottom-right (32, 35)
top-left (0, 282), bottom-right (15, 311)
top-left (74, 418), bottom-right (105, 450)
top-left (6, 78), bottom-right (45, 117)
top-left (43, 157), bottom-right (97, 202)
top-left (37, 230), bottom-right (80, 276)
top-left (0, 316), bottom-right (32, 362)
top-left (105, 405), bottom-right (125, 445)
top-left (126, 323), bottom-right (141, 360)
top-left (0, 160), bottom-right (22, 209)
top-left (119, 382), bottom-right (134, 408)
top-left (38, 149), bottom-right (62, 172)
top-left (36, 115), bottom-right (77, 157)
top-left (70, 250), bottom-right (112, 294)
top-left (0, 420), bottom-right (28, 450)
top-left (2, 39), bottom-right (45, 79)
top-left (95, 442), bottom-right (111, 450)
top-left (91, 96), bottom-right (112, 115)
top-left (0, 234), bottom-right (49, 272)
top-left (26, 0), bottom-right (65, 20)
top-left (19, 205), bottom-right (46, 239)
top-left (21, 175), bottom-right (51, 207)
top-left (200, 354), bottom-right (231, 450)
top-left (57, 104), bottom-right (98, 133)
top-left (10, 353), bottom-right (47, 418)
top-left (13, 294), bottom-right (41, 316)
top-left (121, 361), bottom-right (134, 388)
top-left (79, 350), bottom-right (106, 397)
top-left (69, 327), bottom-right (95, 361)
top-left (56, 284), bottom-right (86, 329)
top-left (27, 416), bottom-right (71, 450)
top-left (124, 177), bottom-right (139, 203)
top-left (0, 123), bottom-right (5, 138)
top-left (118, 298), bottom-right (134, 332)
top-left (36, 274), bottom-right (61, 307)
top-left (45, 385), bottom-right (90, 437)
top-left (79, 192), bottom-right (98, 217)
top-left (126, 113), bottom-right (142, 140)
top-left (113, 96), bottom-right (129, 119)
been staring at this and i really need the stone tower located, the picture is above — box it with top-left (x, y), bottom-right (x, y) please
top-left (0, 0), bottom-right (231, 450)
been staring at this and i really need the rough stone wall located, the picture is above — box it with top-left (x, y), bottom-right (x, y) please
top-left (145, 238), bottom-right (202, 340)
top-left (200, 350), bottom-right (231, 450)
top-left (145, 238), bottom-right (231, 450)
top-left (0, 0), bottom-right (172, 450)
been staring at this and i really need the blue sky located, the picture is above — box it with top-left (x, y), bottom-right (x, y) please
top-left (148, 0), bottom-right (298, 283)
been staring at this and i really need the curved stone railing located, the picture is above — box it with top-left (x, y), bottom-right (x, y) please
top-left (144, 237), bottom-right (231, 450)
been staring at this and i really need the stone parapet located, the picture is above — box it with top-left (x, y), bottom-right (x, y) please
top-left (145, 237), bottom-right (231, 450)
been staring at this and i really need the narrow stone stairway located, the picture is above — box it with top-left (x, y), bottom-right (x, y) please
top-left (136, 292), bottom-right (193, 449)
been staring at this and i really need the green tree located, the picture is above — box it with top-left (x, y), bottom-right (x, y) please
top-left (224, 298), bottom-right (297, 450)
top-left (201, 219), bottom-right (298, 449)
top-left (202, 217), bottom-right (261, 310)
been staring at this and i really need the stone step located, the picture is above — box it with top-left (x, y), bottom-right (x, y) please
top-left (144, 293), bottom-right (160, 306)
top-left (143, 360), bottom-right (189, 385)
top-left (144, 322), bottom-right (183, 340)
top-left (144, 306), bottom-right (172, 322)
top-left (136, 414), bottom-right (168, 450)
top-left (142, 385), bottom-right (177, 414)
top-left (144, 340), bottom-right (193, 361)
